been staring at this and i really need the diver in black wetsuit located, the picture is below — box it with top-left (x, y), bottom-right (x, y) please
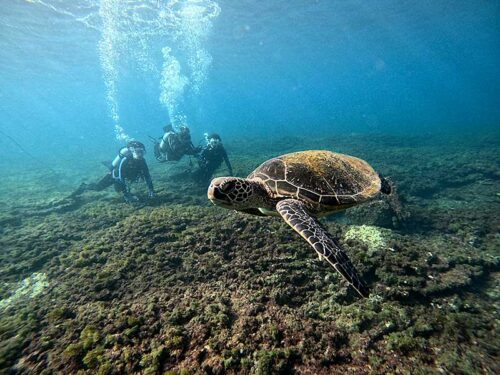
top-left (72, 141), bottom-right (155, 203)
top-left (194, 133), bottom-right (233, 184)
top-left (153, 124), bottom-right (198, 162)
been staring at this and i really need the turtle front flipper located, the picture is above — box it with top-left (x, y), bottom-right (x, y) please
top-left (276, 199), bottom-right (370, 298)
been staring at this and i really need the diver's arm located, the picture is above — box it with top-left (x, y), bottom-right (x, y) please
top-left (142, 161), bottom-right (155, 195)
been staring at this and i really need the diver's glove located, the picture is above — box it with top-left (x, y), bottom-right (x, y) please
top-left (148, 190), bottom-right (155, 199)
top-left (124, 193), bottom-right (139, 203)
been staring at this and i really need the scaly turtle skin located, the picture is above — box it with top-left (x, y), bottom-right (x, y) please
top-left (207, 150), bottom-right (390, 298)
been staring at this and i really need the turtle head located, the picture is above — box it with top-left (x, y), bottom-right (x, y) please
top-left (208, 177), bottom-right (267, 210)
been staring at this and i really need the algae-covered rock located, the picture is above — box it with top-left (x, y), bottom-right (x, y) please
top-left (83, 346), bottom-right (105, 369)
top-left (1, 134), bottom-right (499, 374)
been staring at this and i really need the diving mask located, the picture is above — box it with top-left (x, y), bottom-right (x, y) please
top-left (208, 138), bottom-right (221, 147)
top-left (130, 147), bottom-right (146, 159)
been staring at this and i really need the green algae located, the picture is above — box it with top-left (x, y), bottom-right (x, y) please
top-left (83, 345), bottom-right (105, 368)
top-left (140, 344), bottom-right (167, 374)
top-left (0, 133), bottom-right (498, 374)
top-left (253, 348), bottom-right (295, 375)
top-left (62, 342), bottom-right (84, 361)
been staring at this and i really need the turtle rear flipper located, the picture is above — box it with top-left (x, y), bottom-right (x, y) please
top-left (277, 199), bottom-right (370, 298)
top-left (379, 174), bottom-right (392, 195)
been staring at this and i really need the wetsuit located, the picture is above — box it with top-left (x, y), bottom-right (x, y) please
top-left (195, 143), bottom-right (233, 183)
top-left (82, 148), bottom-right (154, 201)
top-left (155, 131), bottom-right (198, 162)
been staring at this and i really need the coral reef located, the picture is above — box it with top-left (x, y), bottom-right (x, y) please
top-left (0, 133), bottom-right (498, 374)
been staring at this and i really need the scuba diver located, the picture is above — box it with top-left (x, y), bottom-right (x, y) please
top-left (194, 133), bottom-right (233, 184)
top-left (153, 124), bottom-right (198, 162)
top-left (71, 141), bottom-right (155, 203)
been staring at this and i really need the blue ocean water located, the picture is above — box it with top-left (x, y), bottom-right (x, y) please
top-left (0, 0), bottom-right (499, 166)
top-left (2, 2), bottom-right (500, 373)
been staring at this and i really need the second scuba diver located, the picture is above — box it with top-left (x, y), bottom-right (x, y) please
top-left (154, 125), bottom-right (198, 162)
top-left (72, 141), bottom-right (155, 203)
top-left (152, 125), bottom-right (233, 185)
top-left (194, 133), bottom-right (233, 184)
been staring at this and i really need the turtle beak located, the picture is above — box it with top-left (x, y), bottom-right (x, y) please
top-left (207, 178), bottom-right (233, 207)
top-left (207, 182), bottom-right (217, 202)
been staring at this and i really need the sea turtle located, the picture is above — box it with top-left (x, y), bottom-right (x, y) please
top-left (207, 150), bottom-right (392, 298)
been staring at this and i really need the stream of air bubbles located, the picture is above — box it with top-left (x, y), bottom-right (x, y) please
top-left (98, 0), bottom-right (220, 140)
top-left (30, 0), bottom-right (220, 141)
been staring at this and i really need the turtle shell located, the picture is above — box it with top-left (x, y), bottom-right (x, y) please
top-left (248, 150), bottom-right (381, 212)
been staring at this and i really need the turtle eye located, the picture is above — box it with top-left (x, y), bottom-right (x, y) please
top-left (220, 181), bottom-right (235, 194)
